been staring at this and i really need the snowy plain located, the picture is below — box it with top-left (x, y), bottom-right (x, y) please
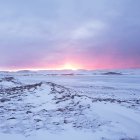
top-left (0, 69), bottom-right (140, 140)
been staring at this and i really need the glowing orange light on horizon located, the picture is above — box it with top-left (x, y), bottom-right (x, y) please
top-left (4, 62), bottom-right (82, 71)
top-left (59, 63), bottom-right (80, 70)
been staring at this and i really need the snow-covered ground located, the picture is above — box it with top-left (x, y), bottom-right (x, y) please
top-left (0, 69), bottom-right (140, 140)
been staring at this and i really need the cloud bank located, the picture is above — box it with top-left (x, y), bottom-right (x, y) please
top-left (0, 0), bottom-right (140, 70)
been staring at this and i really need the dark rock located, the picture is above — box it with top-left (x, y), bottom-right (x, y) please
top-left (34, 119), bottom-right (42, 122)
top-left (7, 117), bottom-right (16, 120)
top-left (0, 98), bottom-right (11, 102)
top-left (103, 72), bottom-right (122, 75)
top-left (2, 77), bottom-right (15, 82)
top-left (26, 111), bottom-right (32, 114)
top-left (56, 108), bottom-right (65, 112)
top-left (64, 120), bottom-right (69, 124)
top-left (53, 122), bottom-right (60, 125)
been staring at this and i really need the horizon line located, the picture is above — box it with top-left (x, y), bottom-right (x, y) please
top-left (0, 67), bottom-right (140, 72)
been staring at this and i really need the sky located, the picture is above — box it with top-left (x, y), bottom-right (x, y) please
top-left (0, 0), bottom-right (140, 70)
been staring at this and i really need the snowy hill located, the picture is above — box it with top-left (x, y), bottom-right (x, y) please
top-left (0, 69), bottom-right (140, 140)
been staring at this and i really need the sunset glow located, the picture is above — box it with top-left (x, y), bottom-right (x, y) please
top-left (60, 63), bottom-right (79, 70)
top-left (0, 0), bottom-right (140, 71)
